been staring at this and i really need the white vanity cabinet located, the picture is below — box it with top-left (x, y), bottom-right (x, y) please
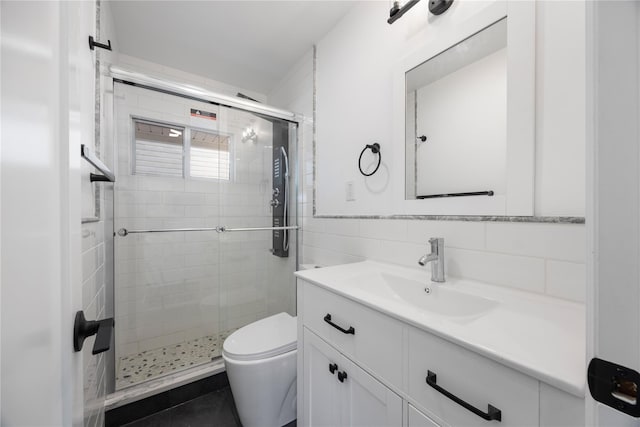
top-left (297, 278), bottom-right (585, 427)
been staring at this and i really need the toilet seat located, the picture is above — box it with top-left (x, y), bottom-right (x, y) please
top-left (222, 312), bottom-right (296, 361)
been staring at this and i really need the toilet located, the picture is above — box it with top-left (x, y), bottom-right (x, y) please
top-left (222, 312), bottom-right (297, 427)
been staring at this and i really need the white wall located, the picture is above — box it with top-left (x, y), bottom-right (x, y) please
top-left (115, 54), bottom-right (267, 105)
top-left (314, 0), bottom-right (584, 217)
top-left (269, 0), bottom-right (587, 303)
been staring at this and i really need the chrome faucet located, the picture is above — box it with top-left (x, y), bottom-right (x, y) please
top-left (418, 237), bottom-right (445, 282)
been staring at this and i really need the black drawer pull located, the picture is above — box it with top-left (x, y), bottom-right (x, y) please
top-left (426, 371), bottom-right (501, 422)
top-left (324, 314), bottom-right (355, 335)
top-left (329, 363), bottom-right (338, 374)
top-left (338, 371), bottom-right (348, 383)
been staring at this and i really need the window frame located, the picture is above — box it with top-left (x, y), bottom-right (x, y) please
top-left (131, 116), bottom-right (234, 182)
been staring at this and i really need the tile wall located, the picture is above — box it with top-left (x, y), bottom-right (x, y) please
top-left (81, 0), bottom-right (117, 425)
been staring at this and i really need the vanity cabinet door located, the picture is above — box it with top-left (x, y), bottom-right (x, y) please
top-left (303, 328), bottom-right (341, 427)
top-left (303, 328), bottom-right (403, 427)
top-left (339, 348), bottom-right (403, 427)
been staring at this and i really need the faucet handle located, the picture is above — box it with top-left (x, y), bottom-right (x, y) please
top-left (429, 237), bottom-right (444, 246)
top-left (428, 237), bottom-right (444, 254)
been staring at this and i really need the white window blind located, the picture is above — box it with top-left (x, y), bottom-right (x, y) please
top-left (134, 120), bottom-right (184, 177)
top-left (190, 130), bottom-right (230, 180)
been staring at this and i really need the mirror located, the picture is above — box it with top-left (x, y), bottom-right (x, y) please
top-left (405, 18), bottom-right (507, 201)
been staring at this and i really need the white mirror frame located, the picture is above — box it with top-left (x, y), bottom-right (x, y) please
top-left (392, 1), bottom-right (535, 216)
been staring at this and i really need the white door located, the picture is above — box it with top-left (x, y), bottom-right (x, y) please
top-left (1, 1), bottom-right (93, 425)
top-left (587, 1), bottom-right (640, 425)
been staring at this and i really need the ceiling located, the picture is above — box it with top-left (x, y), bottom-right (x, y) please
top-left (110, 1), bottom-right (356, 95)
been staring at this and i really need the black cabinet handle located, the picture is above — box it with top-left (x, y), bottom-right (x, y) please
top-left (73, 311), bottom-right (114, 355)
top-left (338, 371), bottom-right (348, 383)
top-left (329, 363), bottom-right (338, 374)
top-left (426, 371), bottom-right (501, 422)
top-left (324, 314), bottom-right (355, 335)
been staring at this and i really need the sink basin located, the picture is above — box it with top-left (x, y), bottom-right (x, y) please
top-left (349, 272), bottom-right (499, 318)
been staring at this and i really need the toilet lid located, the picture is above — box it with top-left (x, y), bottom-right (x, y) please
top-left (222, 312), bottom-right (297, 361)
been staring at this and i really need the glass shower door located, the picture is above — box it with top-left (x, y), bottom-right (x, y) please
top-left (113, 82), bottom-right (297, 390)
top-left (215, 105), bottom-right (298, 341)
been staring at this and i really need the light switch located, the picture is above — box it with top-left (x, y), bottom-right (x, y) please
top-left (346, 181), bottom-right (355, 201)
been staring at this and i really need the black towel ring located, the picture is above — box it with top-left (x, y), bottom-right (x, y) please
top-left (358, 143), bottom-right (381, 177)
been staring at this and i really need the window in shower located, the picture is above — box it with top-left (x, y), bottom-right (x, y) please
top-left (133, 120), bottom-right (185, 177)
top-left (133, 118), bottom-right (231, 180)
top-left (190, 129), bottom-right (230, 180)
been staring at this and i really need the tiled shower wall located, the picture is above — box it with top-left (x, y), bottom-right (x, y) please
top-left (269, 46), bottom-right (586, 304)
top-left (113, 83), bottom-right (296, 360)
top-left (81, 0), bottom-right (118, 425)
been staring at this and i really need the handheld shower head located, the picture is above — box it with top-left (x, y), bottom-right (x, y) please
top-left (280, 146), bottom-right (289, 178)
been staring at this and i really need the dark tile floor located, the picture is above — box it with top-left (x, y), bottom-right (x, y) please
top-left (122, 387), bottom-right (241, 427)
top-left (121, 386), bottom-right (297, 427)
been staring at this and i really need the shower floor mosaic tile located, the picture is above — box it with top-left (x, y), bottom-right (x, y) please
top-left (116, 330), bottom-right (236, 389)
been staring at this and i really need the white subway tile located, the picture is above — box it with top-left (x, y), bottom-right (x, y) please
top-left (138, 176), bottom-right (185, 192)
top-left (117, 204), bottom-right (146, 218)
top-left (359, 219), bottom-right (408, 241)
top-left (446, 248), bottom-right (546, 293)
top-left (546, 260), bottom-right (586, 303)
top-left (406, 220), bottom-right (486, 250)
top-left (117, 190), bottom-right (163, 205)
top-left (118, 343), bottom-right (139, 358)
top-left (81, 222), bottom-right (105, 253)
top-left (304, 217), bottom-right (360, 236)
top-left (185, 179), bottom-right (218, 193)
top-left (486, 223), bottom-right (585, 263)
top-left (138, 331), bottom-right (186, 353)
top-left (302, 245), bottom-right (365, 266)
top-left (145, 204), bottom-right (185, 218)
top-left (368, 240), bottom-right (427, 268)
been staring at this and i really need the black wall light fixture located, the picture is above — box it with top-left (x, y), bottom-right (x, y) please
top-left (388, 0), bottom-right (454, 24)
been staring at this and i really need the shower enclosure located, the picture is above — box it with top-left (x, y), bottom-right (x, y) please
top-left (112, 80), bottom-right (298, 389)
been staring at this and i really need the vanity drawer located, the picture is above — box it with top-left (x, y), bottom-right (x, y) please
top-left (407, 327), bottom-right (539, 427)
top-left (300, 280), bottom-right (403, 389)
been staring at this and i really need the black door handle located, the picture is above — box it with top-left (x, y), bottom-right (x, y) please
top-left (73, 311), bottom-right (114, 355)
top-left (426, 370), bottom-right (501, 422)
top-left (324, 314), bottom-right (355, 335)
top-left (338, 371), bottom-right (348, 383)
top-left (329, 363), bottom-right (338, 374)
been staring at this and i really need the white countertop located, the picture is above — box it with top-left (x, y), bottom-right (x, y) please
top-left (295, 260), bottom-right (586, 398)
